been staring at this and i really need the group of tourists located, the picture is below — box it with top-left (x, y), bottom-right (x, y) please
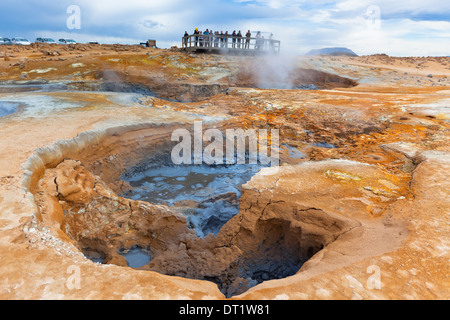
top-left (183, 28), bottom-right (274, 50)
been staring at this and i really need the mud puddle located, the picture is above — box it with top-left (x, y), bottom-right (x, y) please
top-left (118, 246), bottom-right (151, 268)
top-left (0, 101), bottom-right (19, 117)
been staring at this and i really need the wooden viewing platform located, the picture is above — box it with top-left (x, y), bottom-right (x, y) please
top-left (182, 34), bottom-right (280, 54)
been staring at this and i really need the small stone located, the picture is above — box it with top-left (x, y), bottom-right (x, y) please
top-left (20, 72), bottom-right (30, 79)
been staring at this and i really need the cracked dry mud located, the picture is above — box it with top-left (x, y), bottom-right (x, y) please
top-left (0, 44), bottom-right (449, 299)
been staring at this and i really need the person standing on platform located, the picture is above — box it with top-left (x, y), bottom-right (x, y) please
top-left (209, 29), bottom-right (214, 47)
top-left (214, 31), bottom-right (220, 47)
top-left (224, 31), bottom-right (229, 48)
top-left (194, 28), bottom-right (199, 46)
top-left (245, 30), bottom-right (251, 49)
top-left (203, 29), bottom-right (210, 47)
top-left (255, 31), bottom-right (261, 50)
top-left (199, 31), bottom-right (203, 47)
top-left (183, 31), bottom-right (189, 48)
top-left (232, 30), bottom-right (237, 48)
top-left (220, 31), bottom-right (224, 48)
top-left (237, 30), bottom-right (242, 48)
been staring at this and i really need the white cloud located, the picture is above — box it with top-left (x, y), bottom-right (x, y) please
top-left (1, 0), bottom-right (450, 55)
top-left (335, 0), bottom-right (369, 12)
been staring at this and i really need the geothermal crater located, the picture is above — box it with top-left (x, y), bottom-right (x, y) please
top-left (33, 127), bottom-right (348, 297)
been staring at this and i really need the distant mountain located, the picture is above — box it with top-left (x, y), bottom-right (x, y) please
top-left (305, 47), bottom-right (358, 57)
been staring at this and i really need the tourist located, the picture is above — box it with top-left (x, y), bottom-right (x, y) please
top-left (204, 29), bottom-right (210, 47)
top-left (214, 31), bottom-right (219, 47)
top-left (237, 30), bottom-right (242, 48)
top-left (220, 31), bottom-right (224, 48)
top-left (194, 28), bottom-right (199, 47)
top-left (232, 30), bottom-right (237, 48)
top-left (245, 30), bottom-right (251, 49)
top-left (183, 31), bottom-right (189, 48)
top-left (209, 29), bottom-right (214, 47)
top-left (199, 31), bottom-right (203, 47)
top-left (255, 31), bottom-right (261, 50)
top-left (269, 33), bottom-right (274, 51)
top-left (224, 31), bottom-right (229, 48)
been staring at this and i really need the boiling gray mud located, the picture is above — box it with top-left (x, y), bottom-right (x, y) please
top-left (122, 162), bottom-right (266, 238)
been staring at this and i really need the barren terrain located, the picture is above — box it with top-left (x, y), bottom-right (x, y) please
top-left (0, 43), bottom-right (448, 299)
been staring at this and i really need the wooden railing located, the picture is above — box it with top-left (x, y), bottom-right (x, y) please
top-left (182, 34), bottom-right (280, 54)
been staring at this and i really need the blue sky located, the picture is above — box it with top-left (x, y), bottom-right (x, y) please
top-left (0, 0), bottom-right (449, 56)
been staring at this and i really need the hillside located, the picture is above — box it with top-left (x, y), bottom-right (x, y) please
top-left (306, 47), bottom-right (358, 56)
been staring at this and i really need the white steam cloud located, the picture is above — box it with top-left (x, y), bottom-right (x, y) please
top-left (253, 54), bottom-right (296, 89)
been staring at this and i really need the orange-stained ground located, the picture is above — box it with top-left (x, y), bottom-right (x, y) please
top-left (0, 44), bottom-right (448, 300)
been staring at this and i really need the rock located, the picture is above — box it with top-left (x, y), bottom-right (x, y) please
top-left (52, 160), bottom-right (94, 204)
top-left (20, 72), bottom-right (30, 79)
top-left (296, 84), bottom-right (320, 90)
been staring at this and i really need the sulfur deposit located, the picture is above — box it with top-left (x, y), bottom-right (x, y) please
top-left (0, 44), bottom-right (449, 299)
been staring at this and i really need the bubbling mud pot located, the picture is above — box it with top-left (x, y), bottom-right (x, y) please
top-left (122, 162), bottom-right (266, 238)
top-left (113, 152), bottom-right (331, 297)
top-left (33, 130), bottom-right (342, 298)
